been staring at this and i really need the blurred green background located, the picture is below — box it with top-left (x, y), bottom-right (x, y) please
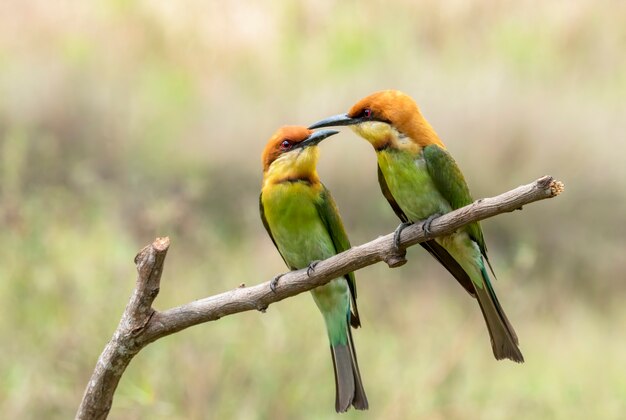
top-left (1, 0), bottom-right (625, 418)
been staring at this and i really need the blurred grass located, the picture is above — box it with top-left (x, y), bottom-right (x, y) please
top-left (1, 0), bottom-right (625, 418)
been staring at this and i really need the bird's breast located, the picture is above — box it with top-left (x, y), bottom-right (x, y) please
top-left (261, 182), bottom-right (336, 269)
top-left (377, 149), bottom-right (451, 221)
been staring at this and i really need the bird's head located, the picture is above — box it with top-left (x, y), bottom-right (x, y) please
top-left (309, 90), bottom-right (444, 151)
top-left (261, 126), bottom-right (338, 183)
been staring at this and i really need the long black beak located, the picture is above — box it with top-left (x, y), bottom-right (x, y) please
top-left (308, 114), bottom-right (360, 129)
top-left (298, 129), bottom-right (339, 149)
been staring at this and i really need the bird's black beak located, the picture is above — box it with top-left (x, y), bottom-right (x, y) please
top-left (308, 113), bottom-right (360, 129)
top-left (298, 129), bottom-right (339, 149)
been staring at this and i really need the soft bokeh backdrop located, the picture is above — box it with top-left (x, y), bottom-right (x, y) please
top-left (1, 1), bottom-right (625, 418)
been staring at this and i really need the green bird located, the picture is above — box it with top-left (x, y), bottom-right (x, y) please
top-left (309, 90), bottom-right (523, 363)
top-left (260, 125), bottom-right (368, 412)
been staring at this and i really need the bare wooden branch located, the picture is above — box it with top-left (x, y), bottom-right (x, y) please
top-left (76, 176), bottom-right (563, 419)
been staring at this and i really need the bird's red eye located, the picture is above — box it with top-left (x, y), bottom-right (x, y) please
top-left (363, 108), bottom-right (372, 118)
top-left (280, 140), bottom-right (292, 150)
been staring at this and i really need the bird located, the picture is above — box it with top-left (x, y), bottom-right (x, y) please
top-left (308, 90), bottom-right (524, 363)
top-left (259, 125), bottom-right (369, 412)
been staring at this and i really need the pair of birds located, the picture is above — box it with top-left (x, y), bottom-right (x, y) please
top-left (259, 90), bottom-right (523, 413)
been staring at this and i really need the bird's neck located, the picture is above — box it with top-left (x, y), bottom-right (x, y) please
top-left (262, 148), bottom-right (320, 188)
top-left (403, 116), bottom-right (446, 150)
top-left (353, 119), bottom-right (445, 155)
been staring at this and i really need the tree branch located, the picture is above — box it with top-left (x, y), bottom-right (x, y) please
top-left (76, 175), bottom-right (564, 419)
top-left (76, 237), bottom-right (169, 420)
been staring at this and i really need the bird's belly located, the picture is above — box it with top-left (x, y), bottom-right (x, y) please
top-left (436, 230), bottom-right (484, 285)
top-left (378, 151), bottom-right (451, 221)
top-left (276, 226), bottom-right (336, 269)
top-left (263, 186), bottom-right (336, 269)
top-left (311, 277), bottom-right (349, 313)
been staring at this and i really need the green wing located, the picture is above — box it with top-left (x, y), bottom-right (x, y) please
top-left (315, 185), bottom-right (361, 328)
top-left (423, 145), bottom-right (488, 257)
top-left (259, 193), bottom-right (296, 270)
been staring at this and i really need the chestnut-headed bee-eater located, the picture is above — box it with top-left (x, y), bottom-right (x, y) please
top-left (309, 90), bottom-right (523, 363)
top-left (259, 126), bottom-right (369, 412)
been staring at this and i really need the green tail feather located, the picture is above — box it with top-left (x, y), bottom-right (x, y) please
top-left (330, 315), bottom-right (368, 412)
top-left (474, 264), bottom-right (524, 362)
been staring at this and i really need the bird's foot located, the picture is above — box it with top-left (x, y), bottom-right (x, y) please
top-left (393, 221), bottom-right (414, 249)
top-left (270, 273), bottom-right (284, 293)
top-left (307, 260), bottom-right (321, 277)
top-left (422, 213), bottom-right (441, 236)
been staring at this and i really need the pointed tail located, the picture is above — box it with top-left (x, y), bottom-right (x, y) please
top-left (330, 325), bottom-right (368, 412)
top-left (474, 265), bottom-right (524, 363)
